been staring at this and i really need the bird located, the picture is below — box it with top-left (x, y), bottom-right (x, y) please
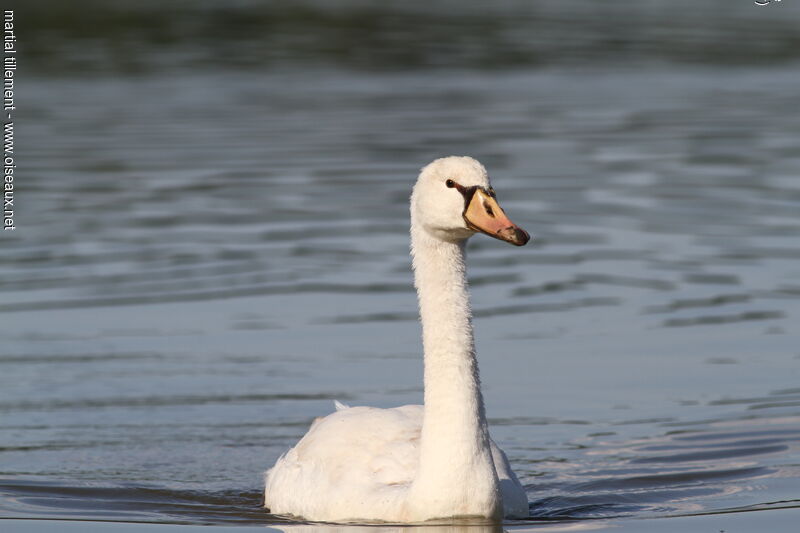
top-left (264, 156), bottom-right (531, 523)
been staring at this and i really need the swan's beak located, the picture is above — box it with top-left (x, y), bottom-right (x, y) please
top-left (463, 188), bottom-right (530, 246)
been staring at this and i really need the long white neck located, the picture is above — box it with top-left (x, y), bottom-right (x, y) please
top-left (406, 225), bottom-right (501, 520)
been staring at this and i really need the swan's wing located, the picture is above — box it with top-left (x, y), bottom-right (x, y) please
top-left (295, 404), bottom-right (422, 486)
top-left (265, 404), bottom-right (423, 517)
top-left (489, 438), bottom-right (529, 518)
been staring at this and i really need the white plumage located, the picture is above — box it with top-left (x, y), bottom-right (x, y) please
top-left (264, 157), bottom-right (530, 523)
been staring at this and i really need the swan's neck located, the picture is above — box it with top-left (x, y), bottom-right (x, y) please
top-left (407, 226), bottom-right (500, 518)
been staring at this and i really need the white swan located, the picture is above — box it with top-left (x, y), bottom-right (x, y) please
top-left (264, 156), bottom-right (531, 523)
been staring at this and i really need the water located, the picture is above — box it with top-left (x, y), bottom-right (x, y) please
top-left (2, 1), bottom-right (800, 531)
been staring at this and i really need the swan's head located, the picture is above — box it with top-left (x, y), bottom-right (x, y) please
top-left (411, 156), bottom-right (530, 246)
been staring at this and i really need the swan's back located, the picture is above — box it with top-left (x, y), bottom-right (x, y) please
top-left (264, 404), bottom-right (423, 521)
top-left (264, 403), bottom-right (528, 521)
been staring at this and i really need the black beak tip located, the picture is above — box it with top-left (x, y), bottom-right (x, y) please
top-left (515, 228), bottom-right (531, 246)
top-left (507, 227), bottom-right (530, 246)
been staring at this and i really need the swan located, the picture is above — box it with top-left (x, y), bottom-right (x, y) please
top-left (264, 156), bottom-right (531, 523)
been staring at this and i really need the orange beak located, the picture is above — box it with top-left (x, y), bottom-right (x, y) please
top-left (463, 188), bottom-right (530, 246)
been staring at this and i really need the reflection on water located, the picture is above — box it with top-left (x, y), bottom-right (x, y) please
top-left (529, 416), bottom-right (800, 519)
top-left (2, 0), bottom-right (800, 530)
top-left (275, 523), bottom-right (610, 533)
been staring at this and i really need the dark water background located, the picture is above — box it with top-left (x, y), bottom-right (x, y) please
top-left (1, 0), bottom-right (800, 530)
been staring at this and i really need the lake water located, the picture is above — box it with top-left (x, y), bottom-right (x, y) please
top-left (2, 1), bottom-right (800, 531)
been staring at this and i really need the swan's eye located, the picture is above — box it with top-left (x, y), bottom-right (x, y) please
top-left (445, 179), bottom-right (455, 188)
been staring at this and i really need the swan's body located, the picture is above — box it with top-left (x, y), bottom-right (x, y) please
top-left (265, 157), bottom-right (530, 523)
